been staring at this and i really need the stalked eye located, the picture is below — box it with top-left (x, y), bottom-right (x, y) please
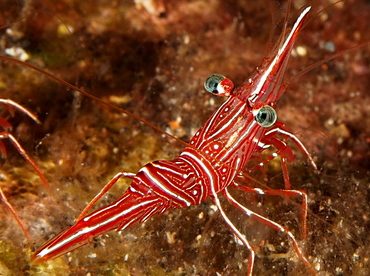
top-left (204, 74), bottom-right (234, 97)
top-left (255, 105), bottom-right (277, 127)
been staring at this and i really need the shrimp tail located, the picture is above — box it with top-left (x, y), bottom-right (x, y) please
top-left (31, 192), bottom-right (166, 263)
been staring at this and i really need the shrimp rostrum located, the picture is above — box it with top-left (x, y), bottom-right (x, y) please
top-left (32, 7), bottom-right (317, 275)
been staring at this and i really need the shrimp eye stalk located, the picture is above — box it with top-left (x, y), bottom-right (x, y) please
top-left (204, 74), bottom-right (234, 97)
top-left (255, 105), bottom-right (277, 127)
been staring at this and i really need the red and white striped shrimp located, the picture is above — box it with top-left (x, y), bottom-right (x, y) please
top-left (0, 1), bottom-right (369, 275)
top-left (28, 6), bottom-right (316, 275)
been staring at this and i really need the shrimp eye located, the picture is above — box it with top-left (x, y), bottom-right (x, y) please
top-left (204, 74), bottom-right (234, 97)
top-left (255, 105), bottom-right (277, 127)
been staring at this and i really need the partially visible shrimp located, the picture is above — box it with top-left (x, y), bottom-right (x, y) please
top-left (0, 99), bottom-right (49, 240)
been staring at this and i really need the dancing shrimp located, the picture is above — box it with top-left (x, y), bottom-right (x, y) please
top-left (30, 6), bottom-right (315, 275)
